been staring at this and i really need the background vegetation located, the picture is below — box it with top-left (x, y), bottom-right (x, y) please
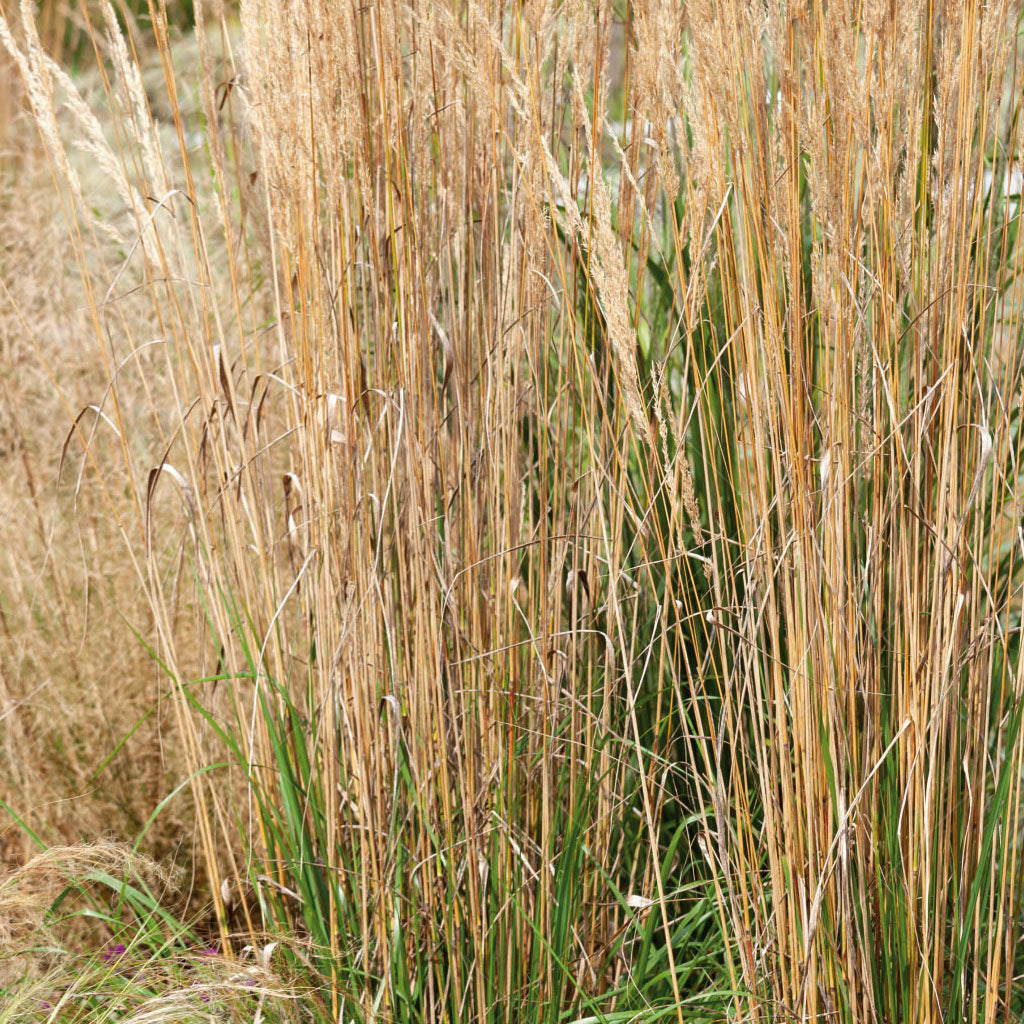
top-left (2, 0), bottom-right (1024, 1021)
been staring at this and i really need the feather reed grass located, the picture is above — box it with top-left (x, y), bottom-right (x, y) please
top-left (2, 0), bottom-right (1024, 1021)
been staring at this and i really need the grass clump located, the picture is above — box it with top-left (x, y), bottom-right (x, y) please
top-left (0, 842), bottom-right (312, 1024)
top-left (1, 0), bottom-right (1024, 1022)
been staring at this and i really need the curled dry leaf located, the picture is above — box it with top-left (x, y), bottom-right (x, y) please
top-left (625, 894), bottom-right (656, 911)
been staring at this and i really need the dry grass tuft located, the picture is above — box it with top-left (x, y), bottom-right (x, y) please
top-left (0, 841), bottom-right (175, 983)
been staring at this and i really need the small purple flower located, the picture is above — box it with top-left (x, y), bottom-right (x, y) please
top-left (101, 943), bottom-right (127, 963)
top-left (199, 946), bottom-right (219, 958)
top-left (190, 979), bottom-right (212, 1003)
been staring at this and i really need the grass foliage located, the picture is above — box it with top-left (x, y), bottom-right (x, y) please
top-left (2, 0), bottom-right (1024, 1021)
